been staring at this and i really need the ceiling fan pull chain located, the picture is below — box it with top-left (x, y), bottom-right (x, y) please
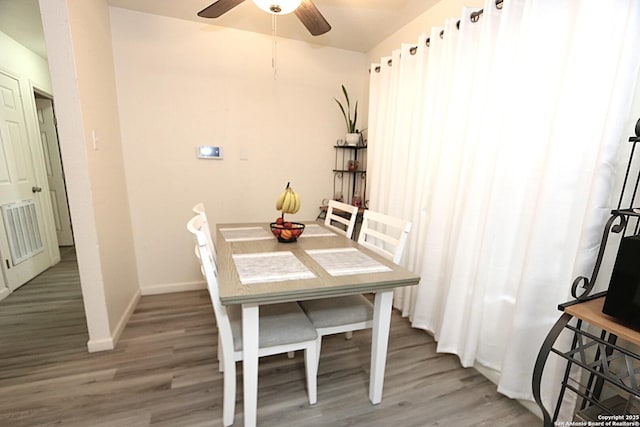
top-left (272, 14), bottom-right (278, 80)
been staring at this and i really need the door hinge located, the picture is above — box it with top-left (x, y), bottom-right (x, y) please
top-left (5, 259), bottom-right (10, 269)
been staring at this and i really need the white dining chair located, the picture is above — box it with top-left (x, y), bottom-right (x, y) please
top-left (192, 202), bottom-right (226, 367)
top-left (187, 215), bottom-right (318, 426)
top-left (323, 199), bottom-right (359, 239)
top-left (300, 209), bottom-right (412, 365)
top-left (357, 209), bottom-right (412, 264)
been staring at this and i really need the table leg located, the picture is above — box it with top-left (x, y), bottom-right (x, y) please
top-left (242, 303), bottom-right (259, 427)
top-left (369, 290), bottom-right (393, 404)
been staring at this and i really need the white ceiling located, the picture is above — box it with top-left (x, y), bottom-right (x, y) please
top-left (0, 0), bottom-right (441, 58)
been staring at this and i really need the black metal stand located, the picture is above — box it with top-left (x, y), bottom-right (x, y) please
top-left (332, 145), bottom-right (366, 206)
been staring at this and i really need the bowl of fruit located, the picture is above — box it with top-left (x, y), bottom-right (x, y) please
top-left (270, 220), bottom-right (305, 243)
top-left (272, 182), bottom-right (304, 242)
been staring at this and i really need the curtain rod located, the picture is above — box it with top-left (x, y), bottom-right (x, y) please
top-left (471, 0), bottom-right (504, 22)
top-left (371, 0), bottom-right (504, 72)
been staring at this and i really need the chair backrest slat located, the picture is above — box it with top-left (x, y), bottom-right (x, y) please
top-left (192, 202), bottom-right (217, 264)
top-left (324, 199), bottom-right (359, 239)
top-left (357, 210), bottom-right (412, 264)
top-left (187, 215), bottom-right (234, 358)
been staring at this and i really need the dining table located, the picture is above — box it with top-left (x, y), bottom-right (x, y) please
top-left (215, 221), bottom-right (421, 427)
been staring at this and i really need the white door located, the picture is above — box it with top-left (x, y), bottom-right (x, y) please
top-left (0, 72), bottom-right (50, 291)
top-left (36, 97), bottom-right (73, 246)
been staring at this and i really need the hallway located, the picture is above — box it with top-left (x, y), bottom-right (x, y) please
top-left (0, 247), bottom-right (88, 364)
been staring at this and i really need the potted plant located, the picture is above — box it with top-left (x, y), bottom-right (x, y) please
top-left (335, 84), bottom-right (361, 145)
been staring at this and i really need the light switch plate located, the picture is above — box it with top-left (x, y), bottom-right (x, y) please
top-left (197, 146), bottom-right (223, 159)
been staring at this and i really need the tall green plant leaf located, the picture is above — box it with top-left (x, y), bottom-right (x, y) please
top-left (352, 101), bottom-right (358, 132)
top-left (334, 98), bottom-right (350, 132)
top-left (336, 84), bottom-right (358, 133)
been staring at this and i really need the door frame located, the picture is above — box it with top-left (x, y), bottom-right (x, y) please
top-left (33, 90), bottom-right (73, 247)
top-left (27, 84), bottom-right (61, 266)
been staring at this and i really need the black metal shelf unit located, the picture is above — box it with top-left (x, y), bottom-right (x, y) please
top-left (333, 145), bottom-right (366, 206)
top-left (532, 135), bottom-right (640, 426)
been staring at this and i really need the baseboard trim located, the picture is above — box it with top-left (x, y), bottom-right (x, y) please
top-left (111, 288), bottom-right (141, 345)
top-left (86, 288), bottom-right (141, 353)
top-left (0, 287), bottom-right (11, 302)
top-left (141, 280), bottom-right (206, 296)
top-left (87, 337), bottom-right (114, 353)
top-left (474, 363), bottom-right (543, 420)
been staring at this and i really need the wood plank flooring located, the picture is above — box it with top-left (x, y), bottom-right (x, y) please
top-left (0, 248), bottom-right (540, 426)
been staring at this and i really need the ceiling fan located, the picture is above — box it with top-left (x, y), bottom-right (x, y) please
top-left (198, 0), bottom-right (331, 36)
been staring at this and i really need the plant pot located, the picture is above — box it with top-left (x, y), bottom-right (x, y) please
top-left (345, 133), bottom-right (360, 146)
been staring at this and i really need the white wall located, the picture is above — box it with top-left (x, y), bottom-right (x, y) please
top-left (40, 0), bottom-right (139, 351)
top-left (109, 8), bottom-right (368, 293)
top-left (0, 31), bottom-right (51, 87)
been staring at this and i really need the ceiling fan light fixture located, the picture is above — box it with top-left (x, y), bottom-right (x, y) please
top-left (252, 0), bottom-right (302, 15)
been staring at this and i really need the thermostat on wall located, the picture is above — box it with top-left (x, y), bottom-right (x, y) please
top-left (197, 145), bottom-right (223, 159)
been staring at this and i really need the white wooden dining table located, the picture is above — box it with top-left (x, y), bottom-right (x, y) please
top-left (215, 221), bottom-right (421, 427)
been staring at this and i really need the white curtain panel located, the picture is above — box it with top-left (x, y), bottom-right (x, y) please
top-left (367, 0), bottom-right (640, 408)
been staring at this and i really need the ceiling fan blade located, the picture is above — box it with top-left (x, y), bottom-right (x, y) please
top-left (294, 0), bottom-right (331, 36)
top-left (197, 0), bottom-right (246, 18)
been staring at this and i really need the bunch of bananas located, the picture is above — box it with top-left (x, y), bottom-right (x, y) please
top-left (275, 182), bottom-right (301, 215)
